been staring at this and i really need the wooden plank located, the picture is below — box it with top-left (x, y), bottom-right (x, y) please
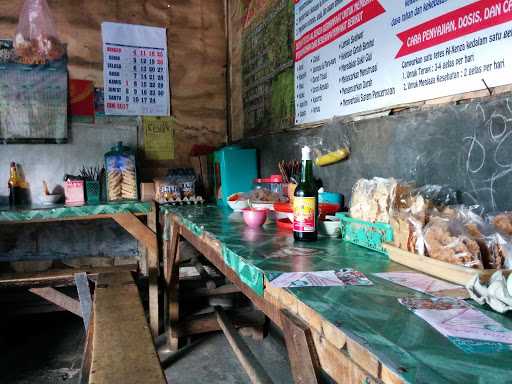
top-left (215, 306), bottom-right (273, 384)
top-left (384, 244), bottom-right (498, 285)
top-left (75, 272), bottom-right (93, 331)
top-left (89, 272), bottom-right (166, 384)
top-left (113, 210), bottom-right (159, 336)
top-left (0, 265), bottom-right (137, 288)
top-left (28, 287), bottom-right (82, 317)
top-left (280, 309), bottom-right (319, 384)
top-left (346, 339), bottom-right (381, 379)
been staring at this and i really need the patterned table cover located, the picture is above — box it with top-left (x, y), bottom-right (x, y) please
top-left (0, 201), bottom-right (152, 223)
top-left (163, 205), bottom-right (512, 384)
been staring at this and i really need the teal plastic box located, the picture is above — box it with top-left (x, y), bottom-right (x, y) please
top-left (336, 212), bottom-right (393, 254)
top-left (213, 146), bottom-right (257, 207)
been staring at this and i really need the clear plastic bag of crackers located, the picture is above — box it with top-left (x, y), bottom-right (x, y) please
top-left (14, 0), bottom-right (65, 64)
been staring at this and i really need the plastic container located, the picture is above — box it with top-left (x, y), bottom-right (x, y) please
top-left (336, 212), bottom-right (393, 254)
top-left (254, 175), bottom-right (288, 200)
top-left (64, 180), bottom-right (84, 206)
top-left (85, 180), bottom-right (100, 204)
top-left (105, 142), bottom-right (138, 201)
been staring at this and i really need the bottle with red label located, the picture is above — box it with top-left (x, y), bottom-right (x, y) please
top-left (293, 146), bottom-right (318, 242)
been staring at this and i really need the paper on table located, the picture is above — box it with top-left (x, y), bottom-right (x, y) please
top-left (267, 268), bottom-right (373, 288)
top-left (375, 271), bottom-right (466, 298)
top-left (400, 297), bottom-right (512, 353)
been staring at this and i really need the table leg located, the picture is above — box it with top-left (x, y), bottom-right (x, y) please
top-left (280, 309), bottom-right (320, 384)
top-left (166, 217), bottom-right (181, 351)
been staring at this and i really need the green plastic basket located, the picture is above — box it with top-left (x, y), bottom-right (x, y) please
top-left (336, 212), bottom-right (393, 254)
top-left (85, 181), bottom-right (101, 204)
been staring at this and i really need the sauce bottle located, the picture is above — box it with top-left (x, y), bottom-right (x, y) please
top-left (8, 162), bottom-right (21, 207)
top-left (293, 146), bottom-right (318, 242)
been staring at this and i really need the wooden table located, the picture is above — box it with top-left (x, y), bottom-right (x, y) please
top-left (0, 201), bottom-right (161, 336)
top-left (162, 206), bottom-right (512, 384)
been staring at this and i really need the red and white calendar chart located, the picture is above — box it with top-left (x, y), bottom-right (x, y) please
top-left (101, 22), bottom-right (170, 116)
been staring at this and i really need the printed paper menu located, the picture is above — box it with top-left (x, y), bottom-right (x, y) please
top-left (102, 22), bottom-right (170, 116)
top-left (295, 0), bottom-right (512, 124)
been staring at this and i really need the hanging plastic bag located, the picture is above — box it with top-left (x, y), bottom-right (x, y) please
top-left (14, 0), bottom-right (65, 64)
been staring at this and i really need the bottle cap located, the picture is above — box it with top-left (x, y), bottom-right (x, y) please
top-left (301, 146), bottom-right (311, 161)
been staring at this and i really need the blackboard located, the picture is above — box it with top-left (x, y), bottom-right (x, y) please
top-left (243, 92), bottom-right (512, 213)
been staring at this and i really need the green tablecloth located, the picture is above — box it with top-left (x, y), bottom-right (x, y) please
top-left (164, 205), bottom-right (512, 384)
top-left (0, 201), bottom-right (152, 222)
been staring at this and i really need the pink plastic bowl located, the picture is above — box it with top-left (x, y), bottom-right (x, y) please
top-left (242, 208), bottom-right (268, 229)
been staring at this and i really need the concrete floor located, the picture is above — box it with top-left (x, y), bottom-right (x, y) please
top-left (0, 311), bottom-right (294, 384)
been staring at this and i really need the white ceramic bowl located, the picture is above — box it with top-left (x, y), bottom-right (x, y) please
top-left (41, 194), bottom-right (62, 205)
top-left (227, 199), bottom-right (249, 212)
top-left (319, 219), bottom-right (341, 237)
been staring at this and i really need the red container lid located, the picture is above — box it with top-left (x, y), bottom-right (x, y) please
top-left (254, 174), bottom-right (284, 183)
top-left (276, 218), bottom-right (293, 231)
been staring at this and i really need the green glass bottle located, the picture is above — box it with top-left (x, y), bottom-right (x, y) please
top-left (293, 146), bottom-right (318, 242)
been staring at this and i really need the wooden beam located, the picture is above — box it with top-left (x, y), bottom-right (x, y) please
top-left (280, 309), bottom-right (320, 384)
top-left (175, 309), bottom-right (265, 337)
top-left (112, 212), bottom-right (157, 253)
top-left (88, 272), bottom-right (166, 384)
top-left (0, 265), bottom-right (137, 289)
top-left (28, 287), bottom-right (82, 317)
top-left (180, 284), bottom-right (241, 299)
top-left (75, 272), bottom-right (93, 331)
top-left (215, 306), bottom-right (273, 384)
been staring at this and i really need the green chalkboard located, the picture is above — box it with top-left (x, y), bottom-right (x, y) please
top-left (241, 0), bottom-right (294, 137)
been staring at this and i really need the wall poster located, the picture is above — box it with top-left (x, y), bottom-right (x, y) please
top-left (295, 0), bottom-right (512, 124)
top-left (102, 22), bottom-right (170, 116)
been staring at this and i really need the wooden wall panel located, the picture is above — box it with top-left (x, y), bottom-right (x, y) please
top-left (0, 0), bottom-right (227, 175)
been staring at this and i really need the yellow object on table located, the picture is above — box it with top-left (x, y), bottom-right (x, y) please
top-left (315, 148), bottom-right (350, 167)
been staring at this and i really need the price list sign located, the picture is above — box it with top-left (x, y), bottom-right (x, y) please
top-left (102, 22), bottom-right (170, 116)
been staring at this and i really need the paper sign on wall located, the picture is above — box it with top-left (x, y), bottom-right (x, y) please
top-left (143, 116), bottom-right (175, 161)
top-left (102, 22), bottom-right (170, 116)
top-left (295, 0), bottom-right (512, 124)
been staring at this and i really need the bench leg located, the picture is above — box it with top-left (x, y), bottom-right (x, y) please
top-left (280, 309), bottom-right (320, 384)
top-left (165, 218), bottom-right (181, 351)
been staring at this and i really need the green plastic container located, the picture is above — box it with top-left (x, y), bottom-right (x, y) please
top-left (85, 181), bottom-right (101, 204)
top-left (336, 212), bottom-right (393, 254)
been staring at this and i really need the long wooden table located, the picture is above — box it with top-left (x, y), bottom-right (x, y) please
top-left (162, 205), bottom-right (512, 384)
top-left (0, 201), bottom-right (160, 336)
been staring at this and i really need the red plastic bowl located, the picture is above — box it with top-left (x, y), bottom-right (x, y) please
top-left (276, 218), bottom-right (293, 231)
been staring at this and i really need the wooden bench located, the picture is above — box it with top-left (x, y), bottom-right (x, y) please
top-left (80, 272), bottom-right (166, 384)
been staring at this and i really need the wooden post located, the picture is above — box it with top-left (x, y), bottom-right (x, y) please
top-left (280, 309), bottom-right (320, 384)
top-left (166, 217), bottom-right (181, 351)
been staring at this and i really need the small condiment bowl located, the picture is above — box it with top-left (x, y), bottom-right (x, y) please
top-left (242, 208), bottom-right (268, 229)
